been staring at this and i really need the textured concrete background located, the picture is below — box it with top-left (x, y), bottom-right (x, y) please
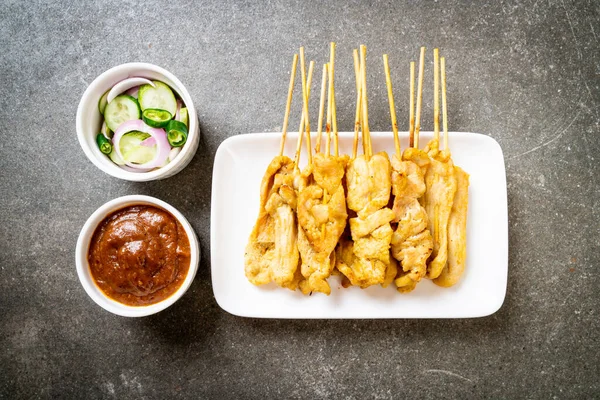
top-left (1, 0), bottom-right (599, 398)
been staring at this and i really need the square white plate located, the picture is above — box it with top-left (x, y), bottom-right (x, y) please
top-left (211, 132), bottom-right (508, 319)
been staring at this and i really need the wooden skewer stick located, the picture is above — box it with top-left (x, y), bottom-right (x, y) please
top-left (279, 54), bottom-right (298, 156)
top-left (352, 49), bottom-right (362, 158)
top-left (328, 42), bottom-right (339, 157)
top-left (325, 43), bottom-right (336, 156)
top-left (360, 45), bottom-right (372, 159)
top-left (414, 46), bottom-right (425, 149)
top-left (315, 63), bottom-right (328, 154)
top-left (325, 74), bottom-right (332, 157)
top-left (409, 61), bottom-right (415, 148)
top-left (332, 89), bottom-right (339, 156)
top-left (302, 51), bottom-right (314, 166)
top-left (352, 75), bottom-right (363, 159)
top-left (353, 49), bottom-right (361, 92)
top-left (433, 48), bottom-right (440, 143)
top-left (293, 55), bottom-right (315, 167)
top-left (383, 54), bottom-right (400, 158)
top-left (441, 56), bottom-right (449, 152)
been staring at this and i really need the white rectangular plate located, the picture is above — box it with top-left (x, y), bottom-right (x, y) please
top-left (211, 132), bottom-right (508, 318)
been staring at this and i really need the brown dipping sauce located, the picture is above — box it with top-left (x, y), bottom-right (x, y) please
top-left (88, 205), bottom-right (191, 306)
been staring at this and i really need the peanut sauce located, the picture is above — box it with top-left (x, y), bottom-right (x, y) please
top-left (88, 205), bottom-right (190, 306)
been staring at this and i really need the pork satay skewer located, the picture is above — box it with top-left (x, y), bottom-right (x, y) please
top-left (414, 47), bottom-right (426, 149)
top-left (315, 63), bottom-right (328, 154)
top-left (334, 48), bottom-right (362, 289)
top-left (337, 45), bottom-right (395, 288)
top-left (434, 55), bottom-right (470, 287)
top-left (246, 54), bottom-right (302, 290)
top-left (423, 48), bottom-right (458, 280)
top-left (384, 54), bottom-right (432, 293)
top-left (381, 53), bottom-right (402, 288)
top-left (279, 54), bottom-right (299, 156)
top-left (297, 45), bottom-right (348, 295)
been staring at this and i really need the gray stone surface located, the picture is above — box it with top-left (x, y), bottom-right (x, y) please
top-left (1, 0), bottom-right (599, 398)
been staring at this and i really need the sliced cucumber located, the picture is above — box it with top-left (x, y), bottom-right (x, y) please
top-left (142, 108), bottom-right (172, 128)
top-left (138, 81), bottom-right (177, 116)
top-left (98, 90), bottom-right (110, 115)
top-left (166, 120), bottom-right (188, 147)
top-left (119, 131), bottom-right (156, 164)
top-left (177, 107), bottom-right (189, 128)
top-left (104, 95), bottom-right (141, 132)
top-left (109, 147), bottom-right (125, 165)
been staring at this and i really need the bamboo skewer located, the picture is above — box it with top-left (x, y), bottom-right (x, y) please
top-left (279, 54), bottom-right (299, 156)
top-left (325, 44), bottom-right (335, 156)
top-left (325, 77), bottom-right (332, 157)
top-left (332, 93), bottom-right (339, 156)
top-left (383, 54), bottom-right (400, 158)
top-left (441, 56), bottom-right (449, 152)
top-left (360, 45), bottom-right (372, 159)
top-left (315, 63), bottom-right (328, 154)
top-left (353, 49), bottom-right (361, 92)
top-left (293, 56), bottom-right (315, 167)
top-left (301, 48), bottom-right (313, 166)
top-left (328, 42), bottom-right (339, 157)
top-left (414, 47), bottom-right (425, 149)
top-left (433, 48), bottom-right (440, 143)
top-left (352, 76), bottom-right (363, 159)
top-left (352, 49), bottom-right (363, 159)
top-left (409, 61), bottom-right (415, 148)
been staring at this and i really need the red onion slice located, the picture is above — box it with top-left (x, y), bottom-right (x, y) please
top-left (175, 99), bottom-right (182, 120)
top-left (113, 120), bottom-right (170, 170)
top-left (140, 137), bottom-right (156, 147)
top-left (100, 121), bottom-right (112, 139)
top-left (125, 86), bottom-right (140, 98)
top-left (168, 147), bottom-right (181, 161)
top-left (107, 77), bottom-right (155, 103)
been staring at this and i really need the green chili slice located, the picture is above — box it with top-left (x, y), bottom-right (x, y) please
top-left (96, 133), bottom-right (113, 155)
top-left (166, 120), bottom-right (188, 147)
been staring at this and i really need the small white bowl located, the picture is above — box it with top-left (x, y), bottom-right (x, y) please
top-left (76, 63), bottom-right (199, 181)
top-left (76, 195), bottom-right (200, 317)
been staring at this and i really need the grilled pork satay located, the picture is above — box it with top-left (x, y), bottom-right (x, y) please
top-left (390, 155), bottom-right (433, 289)
top-left (434, 56), bottom-right (470, 287)
top-left (336, 45), bottom-right (395, 288)
top-left (245, 156), bottom-right (295, 285)
top-left (383, 52), bottom-right (433, 293)
top-left (297, 44), bottom-right (349, 295)
top-left (434, 165), bottom-right (468, 286)
top-left (422, 49), bottom-right (458, 280)
top-left (245, 54), bottom-right (303, 290)
top-left (245, 159), bottom-right (303, 289)
top-left (297, 153), bottom-right (348, 294)
top-left (422, 143), bottom-right (457, 279)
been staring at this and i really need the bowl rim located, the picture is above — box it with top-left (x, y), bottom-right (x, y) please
top-left (76, 62), bottom-right (198, 182)
top-left (75, 195), bottom-right (200, 317)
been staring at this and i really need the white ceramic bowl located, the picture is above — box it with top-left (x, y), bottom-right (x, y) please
top-left (76, 195), bottom-right (200, 317)
top-left (76, 63), bottom-right (199, 181)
